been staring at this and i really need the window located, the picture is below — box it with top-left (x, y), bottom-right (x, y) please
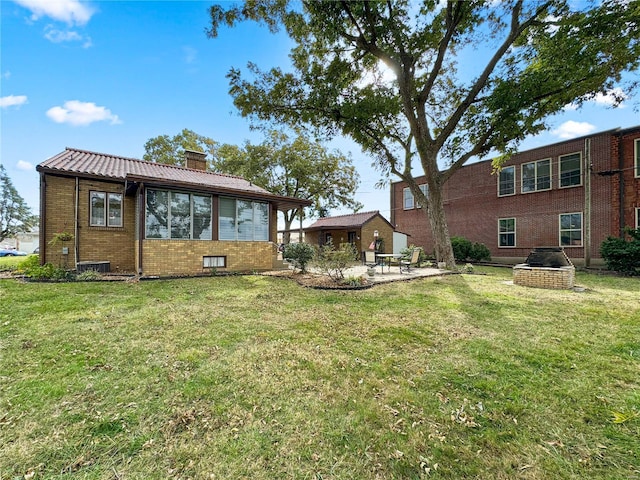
top-left (635, 139), bottom-right (640, 178)
top-left (218, 197), bottom-right (269, 241)
top-left (145, 189), bottom-right (212, 239)
top-left (498, 166), bottom-right (515, 196)
top-left (417, 184), bottom-right (428, 208)
top-left (403, 187), bottom-right (414, 209)
top-left (90, 191), bottom-right (122, 227)
top-left (203, 256), bottom-right (226, 268)
top-left (559, 152), bottom-right (582, 187)
top-left (559, 212), bottom-right (582, 247)
top-left (498, 218), bottom-right (516, 247)
top-left (522, 159), bottom-right (551, 193)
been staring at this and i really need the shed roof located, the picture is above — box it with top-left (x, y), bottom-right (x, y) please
top-left (37, 148), bottom-right (311, 210)
top-left (305, 211), bottom-right (392, 231)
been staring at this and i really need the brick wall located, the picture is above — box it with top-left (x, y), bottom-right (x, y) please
top-left (42, 173), bottom-right (281, 275)
top-left (42, 175), bottom-right (136, 271)
top-left (611, 128), bottom-right (640, 235)
top-left (513, 265), bottom-right (575, 289)
top-left (391, 130), bottom-right (630, 265)
top-left (362, 216), bottom-right (394, 254)
top-left (142, 240), bottom-right (276, 276)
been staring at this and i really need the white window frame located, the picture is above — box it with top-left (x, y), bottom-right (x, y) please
top-left (145, 189), bottom-right (212, 240)
top-left (90, 191), bottom-right (122, 227)
top-left (521, 158), bottom-right (551, 193)
top-left (498, 166), bottom-right (516, 197)
top-left (498, 218), bottom-right (516, 248)
top-left (416, 184), bottom-right (428, 208)
top-left (203, 256), bottom-right (226, 268)
top-left (403, 187), bottom-right (414, 210)
top-left (635, 139), bottom-right (640, 178)
top-left (559, 212), bottom-right (583, 247)
top-left (559, 152), bottom-right (582, 188)
top-left (218, 197), bottom-right (269, 242)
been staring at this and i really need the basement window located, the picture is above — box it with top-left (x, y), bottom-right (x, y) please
top-left (203, 256), bottom-right (226, 268)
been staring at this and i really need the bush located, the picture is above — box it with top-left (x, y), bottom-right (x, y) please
top-left (469, 242), bottom-right (491, 262)
top-left (600, 228), bottom-right (640, 276)
top-left (314, 240), bottom-right (357, 282)
top-left (17, 256), bottom-right (75, 281)
top-left (283, 242), bottom-right (316, 273)
top-left (451, 236), bottom-right (472, 262)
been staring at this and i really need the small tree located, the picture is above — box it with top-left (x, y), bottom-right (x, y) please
top-left (600, 229), bottom-right (640, 276)
top-left (283, 242), bottom-right (315, 273)
top-left (0, 165), bottom-right (37, 243)
top-left (314, 240), bottom-right (358, 282)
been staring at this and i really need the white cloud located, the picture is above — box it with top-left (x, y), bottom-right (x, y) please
top-left (2, 71), bottom-right (11, 79)
top-left (44, 25), bottom-right (92, 47)
top-left (0, 95), bottom-right (28, 108)
top-left (16, 160), bottom-right (34, 171)
top-left (593, 88), bottom-right (627, 108)
top-left (13, 0), bottom-right (94, 26)
top-left (552, 121), bottom-right (597, 139)
top-left (46, 100), bottom-right (121, 126)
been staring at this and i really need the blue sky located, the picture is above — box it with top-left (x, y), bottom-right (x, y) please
top-left (1, 0), bottom-right (639, 222)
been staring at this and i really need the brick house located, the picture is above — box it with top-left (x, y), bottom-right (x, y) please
top-left (303, 211), bottom-right (397, 258)
top-left (390, 126), bottom-right (640, 266)
top-left (37, 148), bottom-right (311, 276)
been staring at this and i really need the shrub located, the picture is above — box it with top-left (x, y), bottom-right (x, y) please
top-left (283, 242), bottom-right (316, 273)
top-left (314, 240), bottom-right (357, 282)
top-left (77, 269), bottom-right (103, 281)
top-left (451, 236), bottom-right (472, 262)
top-left (18, 257), bottom-right (75, 281)
top-left (469, 242), bottom-right (491, 262)
top-left (600, 228), bottom-right (640, 276)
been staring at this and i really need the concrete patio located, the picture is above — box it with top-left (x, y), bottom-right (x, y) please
top-left (330, 264), bottom-right (451, 284)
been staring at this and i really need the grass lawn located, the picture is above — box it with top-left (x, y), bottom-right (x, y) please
top-left (1, 267), bottom-right (638, 479)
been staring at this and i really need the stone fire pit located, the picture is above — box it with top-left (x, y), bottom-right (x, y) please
top-left (513, 247), bottom-right (575, 289)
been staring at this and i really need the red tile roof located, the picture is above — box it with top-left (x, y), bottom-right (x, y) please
top-left (305, 211), bottom-right (386, 230)
top-left (38, 147), bottom-right (271, 196)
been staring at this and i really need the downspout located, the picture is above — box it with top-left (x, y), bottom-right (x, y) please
top-left (584, 139), bottom-right (591, 267)
top-left (618, 132), bottom-right (625, 236)
top-left (137, 183), bottom-right (145, 275)
top-left (74, 177), bottom-right (79, 267)
top-left (39, 172), bottom-right (46, 265)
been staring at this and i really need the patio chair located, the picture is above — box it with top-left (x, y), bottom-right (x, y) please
top-left (364, 251), bottom-right (378, 270)
top-left (400, 248), bottom-right (420, 273)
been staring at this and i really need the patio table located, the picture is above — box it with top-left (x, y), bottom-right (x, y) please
top-left (375, 253), bottom-right (404, 273)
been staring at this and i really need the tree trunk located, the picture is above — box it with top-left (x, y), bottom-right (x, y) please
top-left (425, 183), bottom-right (456, 269)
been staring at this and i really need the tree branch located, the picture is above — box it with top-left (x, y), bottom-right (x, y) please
top-left (435, 0), bottom-right (553, 150)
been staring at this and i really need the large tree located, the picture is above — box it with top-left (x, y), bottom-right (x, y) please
top-left (211, 130), bottom-right (362, 241)
top-left (207, 0), bottom-right (640, 267)
top-left (143, 129), bottom-right (217, 167)
top-left (0, 165), bottom-right (37, 243)
top-left (143, 130), bottom-right (362, 239)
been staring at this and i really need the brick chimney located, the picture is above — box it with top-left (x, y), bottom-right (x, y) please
top-left (184, 150), bottom-right (207, 171)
